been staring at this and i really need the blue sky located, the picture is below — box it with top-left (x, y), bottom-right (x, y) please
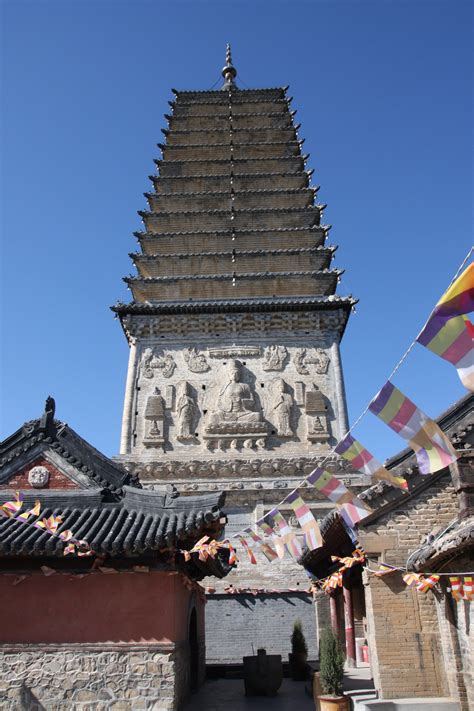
top-left (1, 0), bottom-right (472, 462)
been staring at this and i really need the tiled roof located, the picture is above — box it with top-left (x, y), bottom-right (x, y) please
top-left (0, 407), bottom-right (136, 496)
top-left (0, 486), bottom-right (230, 579)
top-left (111, 294), bottom-right (356, 316)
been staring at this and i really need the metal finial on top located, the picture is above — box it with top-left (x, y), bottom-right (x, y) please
top-left (221, 43), bottom-right (237, 89)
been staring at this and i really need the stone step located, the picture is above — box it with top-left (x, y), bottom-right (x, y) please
top-left (354, 698), bottom-right (460, 711)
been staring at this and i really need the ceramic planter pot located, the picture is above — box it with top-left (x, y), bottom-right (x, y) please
top-left (317, 695), bottom-right (349, 711)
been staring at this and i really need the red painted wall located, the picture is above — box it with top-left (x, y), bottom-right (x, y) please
top-left (0, 571), bottom-right (203, 644)
top-left (4, 457), bottom-right (79, 490)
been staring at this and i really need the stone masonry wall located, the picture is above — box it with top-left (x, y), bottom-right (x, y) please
top-left (205, 592), bottom-right (317, 664)
top-left (359, 472), bottom-right (458, 700)
top-left (0, 643), bottom-right (188, 711)
top-left (434, 554), bottom-right (473, 711)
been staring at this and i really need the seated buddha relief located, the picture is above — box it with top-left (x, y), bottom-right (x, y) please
top-left (206, 359), bottom-right (265, 434)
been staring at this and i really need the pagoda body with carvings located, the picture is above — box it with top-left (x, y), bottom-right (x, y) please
top-left (113, 51), bottom-right (366, 642)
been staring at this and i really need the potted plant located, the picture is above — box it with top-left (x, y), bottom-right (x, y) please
top-left (317, 629), bottom-right (348, 711)
top-left (289, 619), bottom-right (308, 680)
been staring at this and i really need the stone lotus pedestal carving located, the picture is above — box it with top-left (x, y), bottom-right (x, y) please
top-left (143, 388), bottom-right (165, 447)
top-left (204, 359), bottom-right (267, 450)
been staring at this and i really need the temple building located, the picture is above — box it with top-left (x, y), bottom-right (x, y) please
top-left (301, 393), bottom-right (473, 710)
top-left (112, 47), bottom-right (365, 663)
top-left (0, 399), bottom-right (231, 708)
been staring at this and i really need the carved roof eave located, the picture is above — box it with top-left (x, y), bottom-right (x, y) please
top-left (129, 245), bottom-right (336, 261)
top-left (153, 154), bottom-right (309, 168)
top-left (111, 294), bottom-right (355, 318)
top-left (170, 97), bottom-right (290, 108)
top-left (134, 225), bottom-right (330, 241)
top-left (158, 140), bottom-right (304, 152)
top-left (144, 187), bottom-right (316, 201)
top-left (165, 110), bottom-right (296, 122)
top-left (124, 268), bottom-right (342, 286)
top-left (149, 170), bottom-right (310, 184)
top-left (162, 125), bottom-right (296, 137)
top-left (138, 205), bottom-right (322, 219)
top-left (172, 86), bottom-right (287, 97)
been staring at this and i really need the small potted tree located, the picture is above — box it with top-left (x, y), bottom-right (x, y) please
top-left (317, 629), bottom-right (348, 711)
top-left (289, 619), bottom-right (308, 680)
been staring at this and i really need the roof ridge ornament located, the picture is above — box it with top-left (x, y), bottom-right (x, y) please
top-left (221, 43), bottom-right (237, 90)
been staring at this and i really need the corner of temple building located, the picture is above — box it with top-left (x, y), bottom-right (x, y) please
top-left (112, 47), bottom-right (360, 664)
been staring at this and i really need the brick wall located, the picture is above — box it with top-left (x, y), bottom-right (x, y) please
top-left (360, 471), bottom-right (458, 700)
top-left (205, 592), bottom-right (317, 664)
top-left (3, 456), bottom-right (79, 489)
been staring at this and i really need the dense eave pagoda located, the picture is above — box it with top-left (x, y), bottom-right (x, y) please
top-left (112, 46), bottom-right (354, 323)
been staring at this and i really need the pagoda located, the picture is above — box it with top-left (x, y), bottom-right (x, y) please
top-left (113, 47), bottom-right (363, 664)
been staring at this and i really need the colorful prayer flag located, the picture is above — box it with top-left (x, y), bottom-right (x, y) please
top-left (285, 490), bottom-right (322, 551)
top-left (403, 572), bottom-right (423, 588)
top-left (264, 508), bottom-right (302, 560)
top-left (449, 576), bottom-right (463, 601)
top-left (339, 497), bottom-right (372, 528)
top-left (236, 535), bottom-right (257, 565)
top-left (244, 528), bottom-right (278, 561)
top-left (369, 562), bottom-right (395, 577)
top-left (369, 381), bottom-right (458, 474)
top-left (417, 314), bottom-right (473, 392)
top-left (463, 576), bottom-right (473, 601)
top-left (416, 574), bottom-right (440, 593)
top-left (0, 491), bottom-right (23, 518)
top-left (257, 519), bottom-right (286, 559)
top-left (306, 467), bottom-right (354, 505)
top-left (433, 262), bottom-right (474, 320)
top-left (335, 434), bottom-right (408, 490)
top-left (17, 500), bottom-right (41, 520)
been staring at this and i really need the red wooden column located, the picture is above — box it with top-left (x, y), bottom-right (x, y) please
top-left (329, 592), bottom-right (338, 636)
top-left (343, 580), bottom-right (356, 667)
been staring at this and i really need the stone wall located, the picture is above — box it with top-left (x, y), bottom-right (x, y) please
top-left (434, 553), bottom-right (473, 711)
top-left (359, 471), bottom-right (459, 700)
top-left (205, 592), bottom-right (317, 664)
top-left (0, 643), bottom-right (187, 710)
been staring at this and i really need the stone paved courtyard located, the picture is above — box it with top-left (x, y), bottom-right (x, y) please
top-left (183, 679), bottom-right (315, 710)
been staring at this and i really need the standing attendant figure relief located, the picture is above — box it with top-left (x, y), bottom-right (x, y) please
top-left (268, 378), bottom-right (294, 437)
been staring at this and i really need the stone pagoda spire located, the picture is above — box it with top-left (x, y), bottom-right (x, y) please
top-left (112, 50), bottom-right (360, 663)
top-left (221, 43), bottom-right (237, 89)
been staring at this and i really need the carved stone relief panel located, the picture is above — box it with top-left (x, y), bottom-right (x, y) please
top-left (203, 359), bottom-right (267, 451)
top-left (176, 381), bottom-right (198, 442)
top-left (28, 465), bottom-right (50, 488)
top-left (132, 339), bottom-right (337, 456)
top-left (293, 348), bottom-right (330, 376)
top-left (304, 385), bottom-right (330, 443)
top-left (183, 348), bottom-right (209, 373)
top-left (143, 387), bottom-right (165, 447)
top-left (140, 347), bottom-right (176, 379)
top-left (265, 378), bottom-right (294, 437)
top-left (262, 345), bottom-right (288, 371)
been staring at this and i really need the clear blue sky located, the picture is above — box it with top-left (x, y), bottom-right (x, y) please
top-left (1, 0), bottom-right (472, 462)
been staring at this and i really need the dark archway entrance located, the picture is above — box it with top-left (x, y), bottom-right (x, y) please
top-left (189, 607), bottom-right (199, 693)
